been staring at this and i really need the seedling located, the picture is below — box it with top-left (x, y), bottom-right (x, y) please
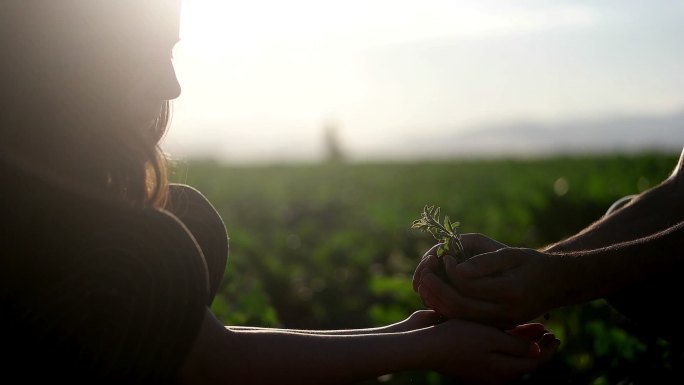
top-left (411, 205), bottom-right (469, 263)
top-left (413, 205), bottom-right (551, 321)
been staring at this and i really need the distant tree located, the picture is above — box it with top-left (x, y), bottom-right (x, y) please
top-left (323, 121), bottom-right (346, 163)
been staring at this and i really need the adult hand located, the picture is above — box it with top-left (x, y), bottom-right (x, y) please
top-left (427, 319), bottom-right (559, 385)
top-left (412, 233), bottom-right (507, 292)
top-left (418, 247), bottom-right (564, 328)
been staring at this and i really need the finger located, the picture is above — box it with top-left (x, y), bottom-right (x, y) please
top-left (409, 309), bottom-right (444, 326)
top-left (452, 249), bottom-right (523, 279)
top-left (418, 269), bottom-right (518, 328)
top-left (506, 323), bottom-right (549, 342)
top-left (491, 332), bottom-right (541, 358)
top-left (418, 270), bottom-right (503, 322)
top-left (460, 233), bottom-right (508, 256)
top-left (413, 247), bottom-right (442, 291)
top-left (444, 256), bottom-right (521, 301)
top-left (418, 270), bottom-right (463, 318)
top-left (424, 243), bottom-right (442, 258)
top-left (489, 333), bottom-right (560, 380)
top-left (537, 332), bottom-right (561, 364)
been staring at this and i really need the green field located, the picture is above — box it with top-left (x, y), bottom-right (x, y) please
top-left (171, 152), bottom-right (682, 385)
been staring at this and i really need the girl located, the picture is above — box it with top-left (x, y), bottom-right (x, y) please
top-left (0, 1), bottom-right (558, 384)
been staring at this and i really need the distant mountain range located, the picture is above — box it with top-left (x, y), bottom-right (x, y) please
top-left (402, 110), bottom-right (684, 158)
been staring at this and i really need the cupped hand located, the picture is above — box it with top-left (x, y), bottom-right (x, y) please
top-left (427, 319), bottom-right (559, 385)
top-left (418, 247), bottom-right (564, 328)
top-left (412, 233), bottom-right (507, 292)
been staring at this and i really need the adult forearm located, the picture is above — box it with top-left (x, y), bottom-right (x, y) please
top-left (544, 177), bottom-right (684, 253)
top-left (556, 220), bottom-right (684, 306)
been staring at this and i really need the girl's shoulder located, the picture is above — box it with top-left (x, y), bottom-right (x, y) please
top-left (1, 180), bottom-right (211, 384)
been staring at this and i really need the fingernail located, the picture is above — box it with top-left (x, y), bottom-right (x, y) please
top-left (529, 342), bottom-right (541, 358)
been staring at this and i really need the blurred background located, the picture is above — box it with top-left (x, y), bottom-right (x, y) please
top-left (165, 0), bottom-right (683, 162)
top-left (164, 1), bottom-right (683, 384)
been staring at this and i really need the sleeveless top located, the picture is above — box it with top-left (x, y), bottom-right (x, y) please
top-left (0, 159), bottom-right (228, 384)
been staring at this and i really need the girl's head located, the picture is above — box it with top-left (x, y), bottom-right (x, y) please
top-left (1, 0), bottom-right (182, 207)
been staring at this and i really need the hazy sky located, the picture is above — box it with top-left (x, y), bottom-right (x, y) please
top-left (163, 0), bottom-right (684, 162)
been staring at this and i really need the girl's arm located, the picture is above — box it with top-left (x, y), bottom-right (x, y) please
top-left (179, 310), bottom-right (558, 385)
top-left (227, 310), bottom-right (442, 335)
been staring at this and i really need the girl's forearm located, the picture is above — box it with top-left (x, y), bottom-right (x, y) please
top-left (228, 325), bottom-right (398, 335)
top-left (226, 316), bottom-right (422, 335)
top-left (211, 324), bottom-right (431, 384)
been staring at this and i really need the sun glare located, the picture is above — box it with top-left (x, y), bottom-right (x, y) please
top-left (166, 0), bottom-right (684, 162)
top-left (179, 0), bottom-right (597, 56)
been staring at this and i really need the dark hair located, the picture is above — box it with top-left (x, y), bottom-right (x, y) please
top-left (107, 100), bottom-right (171, 208)
top-left (0, 0), bottom-right (174, 208)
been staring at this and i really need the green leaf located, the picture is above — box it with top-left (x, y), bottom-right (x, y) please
top-left (412, 204), bottom-right (468, 261)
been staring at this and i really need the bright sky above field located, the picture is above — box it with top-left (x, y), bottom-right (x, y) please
top-left (163, 0), bottom-right (684, 162)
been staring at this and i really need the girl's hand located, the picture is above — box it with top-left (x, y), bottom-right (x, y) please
top-left (426, 320), bottom-right (559, 385)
